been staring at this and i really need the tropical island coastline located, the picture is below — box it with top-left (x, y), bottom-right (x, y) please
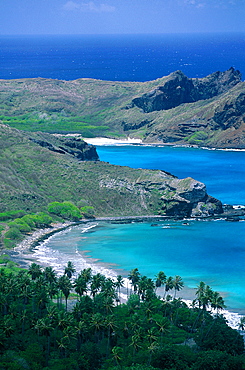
top-left (2, 214), bottom-right (243, 331)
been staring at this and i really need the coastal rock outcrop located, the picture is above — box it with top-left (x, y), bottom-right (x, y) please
top-left (0, 69), bottom-right (244, 149)
top-left (158, 176), bottom-right (223, 217)
top-left (99, 171), bottom-right (223, 218)
top-left (0, 124), bottom-right (223, 218)
top-left (29, 134), bottom-right (99, 161)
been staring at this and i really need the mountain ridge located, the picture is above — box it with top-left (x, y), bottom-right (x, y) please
top-left (0, 67), bottom-right (244, 148)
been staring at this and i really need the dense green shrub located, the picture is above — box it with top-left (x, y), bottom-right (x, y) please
top-left (4, 227), bottom-right (22, 240)
top-left (192, 350), bottom-right (244, 370)
top-left (194, 316), bottom-right (244, 355)
top-left (30, 212), bottom-right (53, 227)
top-left (8, 219), bottom-right (32, 233)
top-left (48, 201), bottom-right (82, 221)
top-left (0, 210), bottom-right (26, 221)
top-left (8, 213), bottom-right (52, 233)
top-left (80, 206), bottom-right (95, 218)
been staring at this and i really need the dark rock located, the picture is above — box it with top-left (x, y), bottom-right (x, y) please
top-left (210, 92), bottom-right (245, 130)
top-left (131, 68), bottom-right (241, 113)
top-left (29, 135), bottom-right (99, 161)
top-left (132, 71), bottom-right (196, 113)
top-left (122, 119), bottom-right (152, 131)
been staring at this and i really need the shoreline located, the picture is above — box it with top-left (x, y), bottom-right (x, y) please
top-left (82, 136), bottom-right (245, 152)
top-left (4, 217), bottom-right (244, 330)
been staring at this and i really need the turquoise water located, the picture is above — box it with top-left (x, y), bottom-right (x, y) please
top-left (3, 33), bottom-right (245, 312)
top-left (40, 146), bottom-right (245, 312)
top-left (97, 145), bottom-right (245, 205)
top-left (41, 218), bottom-right (245, 312)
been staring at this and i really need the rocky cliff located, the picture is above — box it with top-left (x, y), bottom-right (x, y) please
top-left (131, 67), bottom-right (241, 113)
top-left (29, 133), bottom-right (99, 161)
top-left (0, 68), bottom-right (244, 148)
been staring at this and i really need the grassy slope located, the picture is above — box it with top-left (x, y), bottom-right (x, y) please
top-left (0, 124), bottom-right (176, 216)
top-left (0, 73), bottom-right (244, 147)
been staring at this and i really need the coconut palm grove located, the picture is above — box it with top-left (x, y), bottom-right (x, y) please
top-left (0, 260), bottom-right (244, 369)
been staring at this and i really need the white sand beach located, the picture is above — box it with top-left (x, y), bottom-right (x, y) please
top-left (82, 137), bottom-right (142, 145)
top-left (9, 221), bottom-right (244, 331)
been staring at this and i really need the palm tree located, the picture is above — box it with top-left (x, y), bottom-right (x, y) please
top-left (57, 311), bottom-right (74, 331)
top-left (2, 316), bottom-right (15, 337)
top-left (80, 268), bottom-right (92, 284)
top-left (19, 285), bottom-right (32, 308)
top-left (143, 301), bottom-right (155, 320)
top-left (148, 342), bottom-right (158, 366)
top-left (156, 317), bottom-right (170, 346)
top-left (172, 275), bottom-right (184, 298)
top-left (138, 275), bottom-right (149, 301)
top-left (128, 268), bottom-right (140, 294)
top-left (75, 320), bottom-right (88, 350)
top-left (35, 317), bottom-right (54, 358)
top-left (19, 309), bottom-right (29, 334)
top-left (35, 288), bottom-right (49, 314)
top-left (90, 312), bottom-right (105, 342)
top-left (165, 276), bottom-right (174, 297)
top-left (155, 271), bottom-right (167, 293)
top-left (43, 266), bottom-right (57, 284)
top-left (147, 327), bottom-right (158, 344)
top-left (63, 325), bottom-right (77, 345)
top-left (210, 290), bottom-right (226, 313)
top-left (105, 315), bottom-right (118, 357)
top-left (194, 281), bottom-right (206, 309)
top-left (101, 278), bottom-right (116, 299)
top-left (47, 281), bottom-right (59, 303)
top-left (64, 261), bottom-right (76, 279)
top-left (111, 346), bottom-right (123, 367)
top-left (58, 275), bottom-right (73, 310)
top-left (91, 273), bottom-right (105, 297)
top-left (238, 316), bottom-right (245, 331)
top-left (130, 333), bottom-right (142, 357)
top-left (74, 275), bottom-right (87, 300)
top-left (28, 263), bottom-right (43, 280)
top-left (194, 282), bottom-right (214, 311)
top-left (115, 275), bottom-right (124, 303)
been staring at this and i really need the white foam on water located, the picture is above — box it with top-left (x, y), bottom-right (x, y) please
top-left (16, 222), bottom-right (245, 330)
top-left (183, 299), bottom-right (243, 330)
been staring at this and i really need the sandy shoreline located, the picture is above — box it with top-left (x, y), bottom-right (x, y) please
top-left (2, 218), bottom-right (243, 330)
top-left (82, 136), bottom-right (245, 151)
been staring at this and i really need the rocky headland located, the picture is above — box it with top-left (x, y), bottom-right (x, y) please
top-left (0, 67), bottom-right (244, 149)
top-left (0, 124), bottom-right (224, 219)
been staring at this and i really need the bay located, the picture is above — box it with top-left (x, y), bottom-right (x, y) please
top-left (34, 145), bottom-right (245, 313)
top-left (2, 32), bottom-right (245, 313)
top-left (97, 145), bottom-right (245, 205)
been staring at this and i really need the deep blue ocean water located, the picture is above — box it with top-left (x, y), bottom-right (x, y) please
top-left (1, 33), bottom-right (245, 81)
top-left (2, 33), bottom-right (245, 312)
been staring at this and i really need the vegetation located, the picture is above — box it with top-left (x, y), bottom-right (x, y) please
top-left (1, 123), bottom-right (221, 220)
top-left (1, 211), bottom-right (54, 249)
top-left (186, 131), bottom-right (209, 145)
top-left (0, 73), bottom-right (244, 148)
top-left (47, 202), bottom-right (81, 221)
top-left (0, 262), bottom-right (244, 369)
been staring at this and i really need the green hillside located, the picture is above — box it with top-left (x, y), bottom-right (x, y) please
top-left (0, 68), bottom-right (244, 148)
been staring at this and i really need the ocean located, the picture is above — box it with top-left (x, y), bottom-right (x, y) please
top-left (1, 33), bottom-right (245, 313)
top-left (32, 144), bottom-right (245, 314)
top-left (0, 33), bottom-right (245, 81)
